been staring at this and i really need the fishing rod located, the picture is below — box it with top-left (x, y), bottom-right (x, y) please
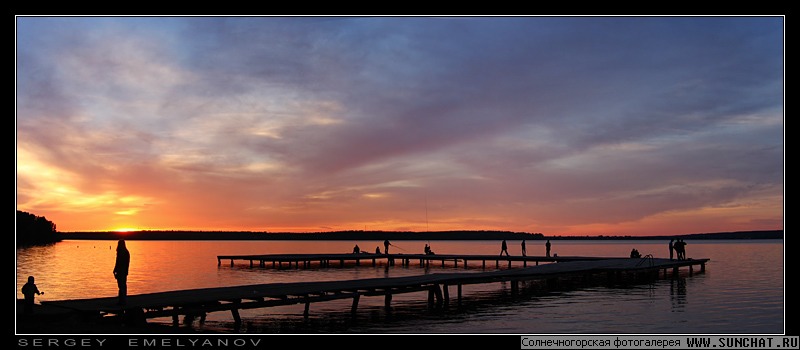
top-left (389, 242), bottom-right (408, 252)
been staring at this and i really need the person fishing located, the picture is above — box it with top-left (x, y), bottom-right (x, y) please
top-left (545, 239), bottom-right (552, 258)
top-left (384, 239), bottom-right (390, 254)
top-left (21, 275), bottom-right (43, 314)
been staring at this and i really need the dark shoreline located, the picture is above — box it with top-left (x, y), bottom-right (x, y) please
top-left (55, 229), bottom-right (782, 241)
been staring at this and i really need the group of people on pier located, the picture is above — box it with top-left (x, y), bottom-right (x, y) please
top-left (351, 238), bottom-right (690, 262)
top-left (499, 239), bottom-right (551, 257)
top-left (669, 239), bottom-right (688, 260)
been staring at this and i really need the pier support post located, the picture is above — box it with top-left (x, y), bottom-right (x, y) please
top-left (689, 265), bottom-right (693, 276)
top-left (464, 259), bottom-right (468, 268)
top-left (231, 300), bottom-right (242, 326)
top-left (230, 259), bottom-right (234, 267)
top-left (231, 308), bottom-right (241, 326)
top-left (508, 260), bottom-right (512, 268)
top-left (454, 259), bottom-right (458, 268)
top-left (260, 260), bottom-right (265, 268)
top-left (443, 284), bottom-right (450, 307)
top-left (217, 258), bottom-right (221, 267)
top-left (442, 260), bottom-right (445, 267)
top-left (536, 261), bottom-right (539, 266)
top-left (511, 280), bottom-right (519, 296)
top-left (482, 260), bottom-right (486, 269)
top-left (351, 292), bottom-right (360, 317)
top-left (496, 260), bottom-right (499, 268)
top-left (700, 263), bottom-right (705, 272)
top-left (385, 293), bottom-right (393, 312)
top-left (250, 260), bottom-right (253, 268)
top-left (457, 284), bottom-right (463, 306)
top-left (524, 260), bottom-right (527, 267)
top-left (304, 300), bottom-right (310, 319)
top-left (172, 309), bottom-right (180, 327)
top-left (428, 284), bottom-right (443, 309)
top-left (372, 258), bottom-right (376, 266)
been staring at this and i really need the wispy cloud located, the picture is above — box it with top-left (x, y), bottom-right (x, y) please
top-left (16, 16), bottom-right (783, 234)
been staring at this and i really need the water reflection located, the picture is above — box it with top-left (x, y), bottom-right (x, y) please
top-left (16, 239), bottom-right (783, 334)
top-left (670, 277), bottom-right (687, 311)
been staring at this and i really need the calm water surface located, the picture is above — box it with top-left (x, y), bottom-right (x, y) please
top-left (16, 240), bottom-right (784, 334)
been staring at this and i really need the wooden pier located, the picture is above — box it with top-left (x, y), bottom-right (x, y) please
top-left (43, 257), bottom-right (708, 328)
top-left (217, 253), bottom-right (618, 269)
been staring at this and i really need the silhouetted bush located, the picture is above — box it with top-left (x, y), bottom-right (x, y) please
top-left (17, 210), bottom-right (60, 246)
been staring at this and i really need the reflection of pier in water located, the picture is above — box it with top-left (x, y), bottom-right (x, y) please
top-left (42, 257), bottom-right (708, 330)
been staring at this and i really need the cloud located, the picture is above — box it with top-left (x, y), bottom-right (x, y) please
top-left (16, 17), bottom-right (783, 234)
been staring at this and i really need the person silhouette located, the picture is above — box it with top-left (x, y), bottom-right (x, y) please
top-left (677, 239), bottom-right (687, 260)
top-left (500, 240), bottom-right (509, 256)
top-left (21, 275), bottom-right (42, 314)
top-left (352, 244), bottom-right (360, 254)
top-left (630, 248), bottom-right (641, 258)
top-left (376, 246), bottom-right (381, 254)
top-left (521, 240), bottom-right (527, 257)
top-left (113, 239), bottom-right (130, 305)
top-left (384, 240), bottom-right (390, 254)
top-left (545, 240), bottom-right (552, 258)
top-left (669, 239), bottom-right (675, 260)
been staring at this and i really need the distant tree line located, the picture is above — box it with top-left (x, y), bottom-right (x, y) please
top-left (62, 230), bottom-right (545, 241)
top-left (17, 210), bottom-right (60, 246)
top-left (59, 229), bottom-right (782, 241)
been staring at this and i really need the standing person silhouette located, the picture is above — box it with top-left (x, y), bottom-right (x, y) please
top-left (113, 239), bottom-right (130, 305)
top-left (521, 240), bottom-right (527, 257)
top-left (676, 239), bottom-right (687, 260)
top-left (500, 240), bottom-right (509, 256)
top-left (669, 239), bottom-right (675, 260)
top-left (384, 239), bottom-right (390, 254)
top-left (21, 276), bottom-right (42, 314)
top-left (545, 240), bottom-right (552, 258)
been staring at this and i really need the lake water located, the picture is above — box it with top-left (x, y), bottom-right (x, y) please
top-left (15, 239), bottom-right (784, 334)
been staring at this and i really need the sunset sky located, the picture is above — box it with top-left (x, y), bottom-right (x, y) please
top-left (15, 17), bottom-right (784, 235)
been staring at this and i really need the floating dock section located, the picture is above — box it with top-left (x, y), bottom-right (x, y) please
top-left (217, 253), bottom-right (618, 269)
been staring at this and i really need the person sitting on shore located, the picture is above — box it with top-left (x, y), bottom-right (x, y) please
top-left (21, 276), bottom-right (43, 315)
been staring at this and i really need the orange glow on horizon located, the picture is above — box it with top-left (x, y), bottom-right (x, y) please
top-left (113, 228), bottom-right (140, 233)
